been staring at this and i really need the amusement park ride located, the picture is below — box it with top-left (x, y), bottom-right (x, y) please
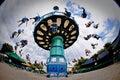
top-left (33, 6), bottom-right (79, 77)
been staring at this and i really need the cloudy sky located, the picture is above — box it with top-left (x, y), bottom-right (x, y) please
top-left (0, 0), bottom-right (120, 65)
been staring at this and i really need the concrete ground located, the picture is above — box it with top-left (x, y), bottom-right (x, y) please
top-left (0, 62), bottom-right (120, 80)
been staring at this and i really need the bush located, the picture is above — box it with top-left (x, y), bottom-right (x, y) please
top-left (0, 43), bottom-right (14, 53)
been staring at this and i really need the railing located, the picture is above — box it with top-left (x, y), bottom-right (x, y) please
top-left (35, 11), bottom-right (75, 26)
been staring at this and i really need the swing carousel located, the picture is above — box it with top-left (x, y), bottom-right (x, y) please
top-left (33, 6), bottom-right (79, 77)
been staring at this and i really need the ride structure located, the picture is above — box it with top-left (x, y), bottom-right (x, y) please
top-left (33, 6), bottom-right (79, 77)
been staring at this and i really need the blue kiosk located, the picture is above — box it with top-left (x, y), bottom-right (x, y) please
top-left (33, 6), bottom-right (79, 77)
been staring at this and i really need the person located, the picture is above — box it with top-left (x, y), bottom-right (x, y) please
top-left (64, 8), bottom-right (71, 17)
top-left (85, 49), bottom-right (91, 56)
top-left (17, 29), bottom-right (24, 37)
top-left (30, 15), bottom-right (41, 24)
top-left (10, 29), bottom-right (24, 39)
top-left (85, 21), bottom-right (94, 28)
top-left (15, 40), bottom-right (28, 51)
top-left (68, 62), bottom-right (71, 65)
top-left (93, 54), bottom-right (99, 63)
top-left (18, 17), bottom-right (29, 27)
top-left (20, 40), bottom-right (28, 48)
top-left (91, 43), bottom-right (98, 49)
top-left (40, 61), bottom-right (44, 66)
top-left (81, 56), bottom-right (84, 59)
top-left (19, 49), bottom-right (23, 57)
top-left (53, 6), bottom-right (59, 12)
top-left (81, 7), bottom-right (87, 18)
top-left (92, 34), bottom-right (101, 40)
top-left (93, 23), bottom-right (99, 29)
top-left (84, 34), bottom-right (92, 40)
top-left (51, 22), bottom-right (58, 33)
top-left (72, 58), bottom-right (77, 63)
top-left (34, 60), bottom-right (37, 65)
top-left (10, 31), bottom-right (18, 39)
top-left (14, 42), bottom-right (21, 52)
top-left (26, 54), bottom-right (30, 62)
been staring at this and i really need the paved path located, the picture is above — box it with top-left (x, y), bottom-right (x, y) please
top-left (0, 62), bottom-right (120, 80)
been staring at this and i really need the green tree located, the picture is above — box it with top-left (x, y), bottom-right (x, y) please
top-left (92, 53), bottom-right (99, 61)
top-left (74, 57), bottom-right (88, 69)
top-left (30, 64), bottom-right (36, 71)
top-left (36, 64), bottom-right (43, 70)
top-left (97, 49), bottom-right (106, 55)
top-left (104, 42), bottom-right (114, 52)
top-left (0, 43), bottom-right (14, 53)
top-left (34, 60), bottom-right (43, 73)
top-left (34, 61), bottom-right (43, 70)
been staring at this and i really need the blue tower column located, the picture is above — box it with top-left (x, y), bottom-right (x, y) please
top-left (47, 36), bottom-right (67, 77)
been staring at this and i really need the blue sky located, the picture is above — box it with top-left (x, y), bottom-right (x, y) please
top-left (0, 0), bottom-right (120, 66)
top-left (100, 18), bottom-right (120, 42)
top-left (66, 1), bottom-right (91, 19)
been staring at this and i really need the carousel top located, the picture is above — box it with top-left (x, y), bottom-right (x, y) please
top-left (33, 11), bottom-right (79, 50)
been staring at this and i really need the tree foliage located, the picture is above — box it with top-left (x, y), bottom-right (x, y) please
top-left (104, 43), bottom-right (113, 50)
top-left (29, 62), bottom-right (43, 70)
top-left (30, 64), bottom-right (36, 70)
top-left (34, 62), bottom-right (43, 70)
top-left (74, 58), bottom-right (88, 69)
top-left (97, 49), bottom-right (106, 55)
top-left (92, 53), bottom-right (99, 61)
top-left (0, 43), bottom-right (14, 53)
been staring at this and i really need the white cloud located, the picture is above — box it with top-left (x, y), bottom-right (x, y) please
top-left (104, 25), bottom-right (119, 43)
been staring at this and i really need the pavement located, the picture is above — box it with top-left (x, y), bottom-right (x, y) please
top-left (0, 62), bottom-right (120, 80)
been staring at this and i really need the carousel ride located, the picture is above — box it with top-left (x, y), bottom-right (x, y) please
top-left (33, 6), bottom-right (79, 77)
